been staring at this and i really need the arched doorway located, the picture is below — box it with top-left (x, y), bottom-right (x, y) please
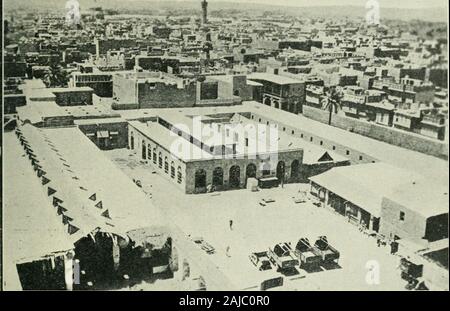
top-left (246, 163), bottom-right (257, 180)
top-left (229, 165), bottom-right (241, 189)
top-left (291, 160), bottom-right (299, 180)
top-left (274, 101), bottom-right (279, 109)
top-left (212, 167), bottom-right (224, 189)
top-left (263, 97), bottom-right (271, 106)
top-left (276, 161), bottom-right (285, 184)
top-left (195, 169), bottom-right (207, 193)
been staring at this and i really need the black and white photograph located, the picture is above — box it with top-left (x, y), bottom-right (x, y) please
top-left (1, 0), bottom-right (449, 295)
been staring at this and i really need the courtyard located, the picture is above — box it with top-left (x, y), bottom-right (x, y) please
top-left (105, 148), bottom-right (408, 291)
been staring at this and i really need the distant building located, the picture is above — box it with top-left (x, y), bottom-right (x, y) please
top-left (69, 72), bottom-right (113, 98)
top-left (372, 76), bottom-right (435, 104)
top-left (113, 71), bottom-right (197, 109)
top-left (247, 73), bottom-right (305, 114)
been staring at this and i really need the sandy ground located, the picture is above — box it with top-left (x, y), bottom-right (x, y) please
top-left (105, 148), bottom-right (409, 291)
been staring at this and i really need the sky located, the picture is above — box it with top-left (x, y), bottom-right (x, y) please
top-left (138, 0), bottom-right (447, 9)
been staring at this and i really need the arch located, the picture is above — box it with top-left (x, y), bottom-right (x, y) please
top-left (276, 161), bottom-right (285, 183)
top-left (274, 101), bottom-right (280, 109)
top-left (291, 160), bottom-right (299, 179)
top-left (195, 169), bottom-right (207, 192)
top-left (158, 152), bottom-right (163, 168)
top-left (147, 144), bottom-right (152, 160)
top-left (153, 148), bottom-right (157, 164)
top-left (263, 97), bottom-right (271, 106)
top-left (229, 165), bottom-right (241, 189)
top-left (246, 163), bottom-right (257, 179)
top-left (212, 167), bottom-right (224, 188)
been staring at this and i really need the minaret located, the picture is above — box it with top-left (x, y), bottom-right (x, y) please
top-left (201, 0), bottom-right (208, 25)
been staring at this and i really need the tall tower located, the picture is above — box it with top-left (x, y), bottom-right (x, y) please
top-left (201, 0), bottom-right (208, 25)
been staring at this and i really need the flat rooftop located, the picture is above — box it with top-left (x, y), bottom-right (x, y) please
top-left (118, 102), bottom-right (448, 185)
top-left (129, 110), bottom-right (347, 164)
top-left (310, 163), bottom-right (426, 218)
top-left (248, 72), bottom-right (304, 85)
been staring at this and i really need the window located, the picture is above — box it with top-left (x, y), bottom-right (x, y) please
top-left (245, 138), bottom-right (248, 147)
top-left (310, 137), bottom-right (313, 142)
top-left (399, 211), bottom-right (405, 221)
top-left (332, 146), bottom-right (336, 150)
top-left (164, 157), bottom-right (169, 173)
top-left (153, 148), bottom-right (157, 164)
top-left (177, 166), bottom-right (182, 183)
top-left (283, 127), bottom-right (286, 131)
top-left (147, 144), bottom-right (151, 160)
top-left (158, 152), bottom-right (163, 168)
top-left (291, 130), bottom-right (295, 135)
top-left (320, 141), bottom-right (323, 146)
top-left (346, 150), bottom-right (350, 155)
top-left (170, 162), bottom-right (175, 178)
top-left (359, 155), bottom-right (363, 161)
top-left (301, 134), bottom-right (304, 138)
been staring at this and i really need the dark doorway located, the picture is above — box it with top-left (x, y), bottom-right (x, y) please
top-left (291, 160), bottom-right (299, 180)
top-left (142, 144), bottom-right (147, 160)
top-left (276, 161), bottom-right (285, 184)
top-left (372, 217), bottom-right (380, 232)
top-left (195, 169), bottom-right (207, 193)
top-left (130, 134), bottom-right (134, 150)
top-left (246, 163), bottom-right (257, 179)
top-left (212, 167), bottom-right (224, 189)
top-left (229, 165), bottom-right (241, 189)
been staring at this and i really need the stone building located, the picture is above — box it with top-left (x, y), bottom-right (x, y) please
top-left (247, 72), bottom-right (305, 114)
top-left (69, 72), bottom-right (113, 98)
top-left (127, 108), bottom-right (347, 194)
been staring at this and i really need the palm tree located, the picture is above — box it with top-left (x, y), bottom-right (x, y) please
top-left (43, 64), bottom-right (69, 88)
top-left (321, 86), bottom-right (343, 125)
